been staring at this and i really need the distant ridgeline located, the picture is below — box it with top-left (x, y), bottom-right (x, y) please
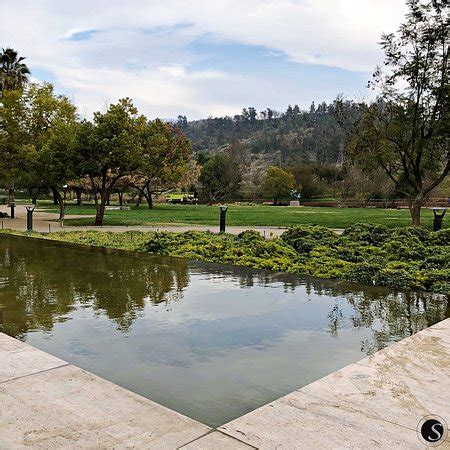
top-left (176, 100), bottom-right (361, 164)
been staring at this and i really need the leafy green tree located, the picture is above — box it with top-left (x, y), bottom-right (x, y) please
top-left (347, 0), bottom-right (449, 226)
top-left (25, 84), bottom-right (77, 217)
top-left (290, 163), bottom-right (324, 199)
top-left (199, 153), bottom-right (242, 204)
top-left (0, 83), bottom-right (77, 208)
top-left (0, 89), bottom-right (29, 201)
top-left (127, 119), bottom-right (191, 208)
top-left (36, 122), bottom-right (81, 218)
top-left (0, 48), bottom-right (30, 93)
top-left (78, 98), bottom-right (147, 226)
top-left (261, 166), bottom-right (294, 205)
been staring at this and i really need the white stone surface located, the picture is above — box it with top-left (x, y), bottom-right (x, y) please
top-left (0, 363), bottom-right (209, 449)
top-left (0, 333), bottom-right (68, 383)
top-left (180, 431), bottom-right (253, 449)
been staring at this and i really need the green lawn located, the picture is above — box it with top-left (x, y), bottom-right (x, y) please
top-left (38, 202), bottom-right (447, 229)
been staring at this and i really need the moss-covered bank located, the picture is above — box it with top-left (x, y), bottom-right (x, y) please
top-left (1, 224), bottom-right (448, 294)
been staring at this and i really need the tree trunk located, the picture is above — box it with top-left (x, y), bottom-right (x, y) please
top-left (145, 182), bottom-right (153, 209)
top-left (7, 187), bottom-right (15, 204)
top-left (51, 187), bottom-right (65, 220)
top-left (118, 192), bottom-right (123, 207)
top-left (409, 196), bottom-right (423, 226)
top-left (52, 189), bottom-right (59, 205)
top-left (364, 193), bottom-right (374, 208)
top-left (75, 188), bottom-right (83, 205)
top-left (94, 196), bottom-right (107, 226)
top-left (146, 192), bottom-right (153, 209)
top-left (106, 195), bottom-right (110, 206)
top-left (135, 191), bottom-right (143, 208)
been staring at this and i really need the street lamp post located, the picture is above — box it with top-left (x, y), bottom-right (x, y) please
top-left (26, 206), bottom-right (36, 232)
top-left (432, 208), bottom-right (446, 231)
top-left (9, 202), bottom-right (15, 219)
top-left (219, 205), bottom-right (228, 233)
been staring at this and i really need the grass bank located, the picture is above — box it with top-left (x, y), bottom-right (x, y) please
top-left (37, 203), bottom-right (446, 229)
top-left (1, 224), bottom-right (448, 294)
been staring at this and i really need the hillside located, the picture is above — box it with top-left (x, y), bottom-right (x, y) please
top-left (176, 100), bottom-right (361, 165)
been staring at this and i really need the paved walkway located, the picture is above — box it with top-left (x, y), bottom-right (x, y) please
top-left (0, 205), bottom-right (289, 237)
top-left (1, 319), bottom-right (448, 448)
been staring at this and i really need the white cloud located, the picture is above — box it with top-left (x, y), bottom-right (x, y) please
top-left (0, 0), bottom-right (407, 118)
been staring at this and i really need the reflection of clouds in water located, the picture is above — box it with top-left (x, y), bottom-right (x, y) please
top-left (67, 338), bottom-right (99, 358)
top-left (133, 300), bottom-right (347, 368)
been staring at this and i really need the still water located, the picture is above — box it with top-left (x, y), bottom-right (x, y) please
top-left (0, 234), bottom-right (448, 426)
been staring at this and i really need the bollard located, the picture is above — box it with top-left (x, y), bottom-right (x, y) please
top-left (9, 202), bottom-right (15, 219)
top-left (219, 205), bottom-right (228, 233)
top-left (26, 206), bottom-right (36, 232)
top-left (432, 208), bottom-right (446, 231)
top-left (48, 223), bottom-right (51, 233)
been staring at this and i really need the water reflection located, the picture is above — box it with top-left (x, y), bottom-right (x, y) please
top-left (0, 235), bottom-right (448, 349)
top-left (0, 234), bottom-right (448, 426)
top-left (0, 239), bottom-right (191, 336)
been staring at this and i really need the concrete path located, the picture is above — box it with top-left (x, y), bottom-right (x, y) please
top-left (0, 205), bottom-right (289, 237)
top-left (1, 319), bottom-right (449, 448)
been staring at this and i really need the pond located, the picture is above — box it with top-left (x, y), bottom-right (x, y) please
top-left (0, 234), bottom-right (448, 427)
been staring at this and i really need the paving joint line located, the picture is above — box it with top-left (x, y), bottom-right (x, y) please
top-left (0, 362), bottom-right (70, 385)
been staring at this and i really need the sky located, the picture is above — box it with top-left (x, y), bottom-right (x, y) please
top-left (0, 0), bottom-right (407, 120)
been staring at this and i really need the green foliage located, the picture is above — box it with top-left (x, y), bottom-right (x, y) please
top-left (199, 153), bottom-right (242, 203)
top-left (2, 221), bottom-right (448, 294)
top-left (341, 223), bottom-right (390, 246)
top-left (281, 225), bottom-right (338, 254)
top-left (0, 48), bottom-right (30, 92)
top-left (260, 166), bottom-right (295, 204)
top-left (346, 1), bottom-right (449, 226)
top-left (143, 230), bottom-right (300, 272)
top-left (185, 100), bottom-right (360, 165)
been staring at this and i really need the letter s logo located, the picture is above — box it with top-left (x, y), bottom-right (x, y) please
top-left (418, 416), bottom-right (447, 446)
top-left (428, 422), bottom-right (443, 442)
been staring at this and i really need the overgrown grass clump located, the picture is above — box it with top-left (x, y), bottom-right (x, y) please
top-left (1, 224), bottom-right (448, 293)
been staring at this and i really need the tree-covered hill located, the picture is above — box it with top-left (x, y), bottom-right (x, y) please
top-left (176, 100), bottom-right (361, 165)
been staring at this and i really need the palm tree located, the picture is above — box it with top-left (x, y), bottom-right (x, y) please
top-left (0, 48), bottom-right (31, 92)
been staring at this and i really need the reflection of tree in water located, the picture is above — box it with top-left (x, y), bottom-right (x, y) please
top-left (0, 237), bottom-right (189, 337)
top-left (1, 236), bottom-right (448, 349)
top-left (217, 268), bottom-right (449, 354)
top-left (316, 281), bottom-right (449, 355)
top-left (190, 265), bottom-right (448, 355)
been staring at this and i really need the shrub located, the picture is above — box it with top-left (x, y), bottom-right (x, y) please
top-left (281, 225), bottom-right (338, 254)
top-left (345, 260), bottom-right (383, 285)
top-left (341, 223), bottom-right (389, 246)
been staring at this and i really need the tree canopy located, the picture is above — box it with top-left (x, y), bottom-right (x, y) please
top-left (261, 166), bottom-right (295, 205)
top-left (347, 0), bottom-right (449, 225)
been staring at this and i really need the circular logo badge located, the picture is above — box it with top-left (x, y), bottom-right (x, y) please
top-left (417, 415), bottom-right (448, 447)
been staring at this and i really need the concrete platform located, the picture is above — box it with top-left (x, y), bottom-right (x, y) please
top-left (1, 319), bottom-right (449, 448)
top-left (0, 334), bottom-right (210, 449)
